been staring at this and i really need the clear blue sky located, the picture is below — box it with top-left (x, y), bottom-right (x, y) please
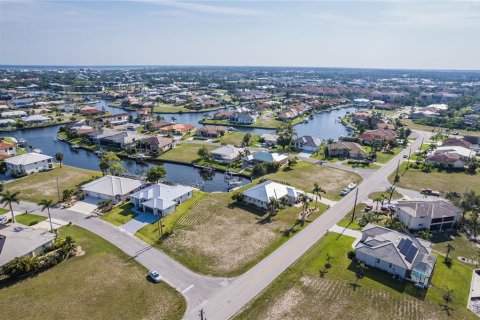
top-left (1, 0), bottom-right (479, 69)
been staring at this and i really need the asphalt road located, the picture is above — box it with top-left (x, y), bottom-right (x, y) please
top-left (187, 130), bottom-right (431, 320)
top-left (11, 130), bottom-right (430, 320)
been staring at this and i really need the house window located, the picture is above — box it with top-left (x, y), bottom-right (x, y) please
top-left (389, 263), bottom-right (392, 268)
top-left (376, 258), bottom-right (380, 263)
top-left (419, 223), bottom-right (423, 227)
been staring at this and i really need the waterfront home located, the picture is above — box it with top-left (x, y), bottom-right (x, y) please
top-left (425, 153), bottom-right (466, 169)
top-left (211, 145), bottom-right (244, 164)
top-left (12, 98), bottom-right (34, 108)
top-left (160, 123), bottom-right (196, 135)
top-left (229, 112), bottom-right (256, 125)
top-left (1, 111), bottom-right (27, 118)
top-left (358, 129), bottom-right (397, 146)
top-left (4, 153), bottom-right (53, 175)
top-left (0, 141), bottom-right (17, 159)
top-left (21, 114), bottom-right (51, 124)
top-left (212, 110), bottom-right (236, 120)
top-left (294, 135), bottom-right (322, 152)
top-left (376, 122), bottom-right (396, 130)
top-left (146, 136), bottom-right (175, 153)
top-left (197, 125), bottom-right (228, 138)
top-left (136, 108), bottom-right (152, 124)
top-left (95, 113), bottom-right (129, 127)
top-left (243, 151), bottom-right (288, 167)
top-left (101, 131), bottom-right (150, 149)
top-left (130, 183), bottom-right (194, 216)
top-left (391, 199), bottom-right (460, 231)
top-left (353, 98), bottom-right (370, 106)
top-left (79, 106), bottom-right (100, 116)
top-left (0, 223), bottom-right (56, 267)
top-left (0, 119), bottom-right (16, 127)
top-left (433, 145), bottom-right (476, 161)
top-left (327, 141), bottom-right (368, 159)
top-left (355, 224), bottom-right (436, 286)
top-left (277, 105), bottom-right (307, 121)
top-left (242, 180), bottom-right (303, 210)
top-left (260, 133), bottom-right (278, 147)
top-left (147, 119), bottom-right (172, 131)
top-left (81, 175), bottom-right (143, 204)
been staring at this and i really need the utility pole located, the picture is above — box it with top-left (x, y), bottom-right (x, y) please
top-left (56, 178), bottom-right (61, 202)
top-left (407, 148), bottom-right (412, 166)
top-left (351, 188), bottom-right (359, 222)
top-left (199, 309), bottom-right (206, 320)
top-left (394, 159), bottom-right (401, 184)
top-left (157, 216), bottom-right (163, 239)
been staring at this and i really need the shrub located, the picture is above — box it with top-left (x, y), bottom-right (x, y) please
top-left (347, 251), bottom-right (356, 260)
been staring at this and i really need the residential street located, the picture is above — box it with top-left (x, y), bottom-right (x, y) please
top-left (11, 130), bottom-right (430, 320)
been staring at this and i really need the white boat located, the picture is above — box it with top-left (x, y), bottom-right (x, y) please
top-left (33, 148), bottom-right (42, 154)
top-left (348, 182), bottom-right (357, 190)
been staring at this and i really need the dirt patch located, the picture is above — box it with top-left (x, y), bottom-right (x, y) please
top-left (74, 245), bottom-right (85, 256)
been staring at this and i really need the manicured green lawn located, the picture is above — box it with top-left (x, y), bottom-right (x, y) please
top-left (15, 213), bottom-right (46, 226)
top-left (136, 191), bottom-right (328, 277)
top-left (218, 132), bottom-right (260, 147)
top-left (337, 203), bottom-right (367, 230)
top-left (0, 208), bottom-right (8, 215)
top-left (262, 161), bottom-right (362, 200)
top-left (375, 148), bottom-right (402, 163)
top-left (0, 226), bottom-right (186, 320)
top-left (100, 203), bottom-right (137, 226)
top-left (389, 162), bottom-right (480, 194)
top-left (236, 232), bottom-right (476, 320)
top-left (431, 231), bottom-right (480, 263)
top-left (5, 165), bottom-right (101, 203)
top-left (368, 191), bottom-right (403, 201)
top-left (159, 143), bottom-right (217, 163)
top-left (342, 162), bottom-right (382, 169)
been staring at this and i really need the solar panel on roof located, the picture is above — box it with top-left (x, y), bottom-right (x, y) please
top-left (400, 238), bottom-right (413, 255)
top-left (405, 245), bottom-right (418, 263)
top-left (397, 238), bottom-right (406, 249)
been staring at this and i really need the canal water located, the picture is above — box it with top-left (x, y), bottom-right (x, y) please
top-left (0, 103), bottom-right (355, 191)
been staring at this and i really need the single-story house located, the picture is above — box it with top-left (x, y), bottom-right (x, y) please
top-left (243, 151), bottom-right (288, 167)
top-left (442, 138), bottom-right (473, 150)
top-left (425, 153), bottom-right (466, 169)
top-left (229, 112), bottom-right (257, 124)
top-left (355, 224), bottom-right (437, 286)
top-left (159, 123), bottom-right (196, 135)
top-left (0, 119), bottom-right (16, 127)
top-left (81, 175), bottom-right (143, 204)
top-left (212, 110), bottom-right (236, 120)
top-left (0, 223), bottom-right (56, 267)
top-left (0, 141), bottom-right (17, 159)
top-left (130, 183), bottom-right (194, 216)
top-left (358, 129), bottom-right (397, 146)
top-left (211, 145), bottom-right (244, 164)
top-left (21, 115), bottom-right (51, 123)
top-left (464, 114), bottom-right (480, 125)
top-left (197, 125), bottom-right (229, 138)
top-left (1, 111), bottom-right (27, 118)
top-left (147, 120), bottom-right (172, 131)
top-left (392, 199), bottom-right (461, 231)
top-left (294, 135), bottom-right (322, 152)
top-left (242, 180), bottom-right (303, 210)
top-left (79, 106), bottom-right (100, 116)
top-left (377, 122), bottom-right (396, 130)
top-left (146, 136), bottom-right (175, 152)
top-left (327, 141), bottom-right (368, 159)
top-left (95, 113), bottom-right (129, 127)
top-left (4, 153), bottom-right (53, 175)
top-left (434, 145), bottom-right (476, 161)
top-left (260, 133), bottom-right (278, 147)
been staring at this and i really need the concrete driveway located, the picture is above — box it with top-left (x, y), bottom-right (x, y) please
top-left (68, 196), bottom-right (101, 215)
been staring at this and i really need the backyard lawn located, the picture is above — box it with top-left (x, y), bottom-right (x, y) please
top-left (14, 213), bottom-right (46, 226)
top-left (5, 165), bottom-right (101, 203)
top-left (100, 203), bottom-right (137, 226)
top-left (262, 161), bottom-right (362, 200)
top-left (136, 191), bottom-right (328, 277)
top-left (235, 232), bottom-right (476, 320)
top-left (159, 143), bottom-right (217, 163)
top-left (218, 132), bottom-right (261, 147)
top-left (0, 226), bottom-right (186, 320)
top-left (389, 163), bottom-right (480, 194)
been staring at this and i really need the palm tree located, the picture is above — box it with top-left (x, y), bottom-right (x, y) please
top-left (445, 243), bottom-right (455, 260)
top-left (386, 185), bottom-right (396, 203)
top-left (267, 197), bottom-right (282, 217)
top-left (55, 152), bottom-right (64, 168)
top-left (299, 193), bottom-right (310, 226)
top-left (312, 183), bottom-right (326, 209)
top-left (373, 196), bottom-right (383, 211)
top-left (38, 199), bottom-right (54, 233)
top-left (0, 190), bottom-right (20, 223)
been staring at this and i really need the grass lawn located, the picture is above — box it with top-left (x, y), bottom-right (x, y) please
top-left (218, 132), bottom-right (261, 147)
top-left (389, 162), bottom-right (480, 195)
top-left (375, 147), bottom-right (402, 164)
top-left (401, 119), bottom-right (480, 137)
top-left (136, 191), bottom-right (328, 277)
top-left (262, 161), bottom-right (362, 200)
top-left (235, 232), bottom-right (476, 320)
top-left (15, 213), bottom-right (47, 226)
top-left (337, 204), bottom-right (367, 230)
top-left (5, 165), bottom-right (101, 203)
top-left (100, 203), bottom-right (137, 226)
top-left (368, 191), bottom-right (403, 201)
top-left (0, 207), bottom-right (8, 215)
top-left (341, 162), bottom-right (382, 169)
top-left (159, 143), bottom-right (217, 163)
top-left (431, 231), bottom-right (480, 263)
top-left (0, 226), bottom-right (186, 320)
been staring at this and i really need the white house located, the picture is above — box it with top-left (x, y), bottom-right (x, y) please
top-left (211, 145), bottom-right (244, 164)
top-left (355, 224), bottom-right (437, 286)
top-left (0, 223), bottom-right (56, 267)
top-left (392, 199), bottom-right (461, 231)
top-left (243, 151), bottom-right (288, 167)
top-left (434, 145), bottom-right (476, 160)
top-left (229, 112), bottom-right (257, 124)
top-left (294, 135), bottom-right (322, 152)
top-left (81, 175), bottom-right (143, 204)
top-left (242, 180), bottom-right (303, 210)
top-left (21, 114), bottom-right (51, 123)
top-left (4, 153), bottom-right (53, 175)
top-left (130, 183), bottom-right (194, 216)
top-left (1, 111), bottom-right (27, 118)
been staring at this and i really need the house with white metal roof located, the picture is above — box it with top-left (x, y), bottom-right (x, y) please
top-left (21, 114), bottom-right (51, 123)
top-left (4, 152), bottom-right (53, 175)
top-left (211, 145), bottom-right (244, 164)
top-left (130, 183), bottom-right (194, 216)
top-left (242, 180), bottom-right (303, 210)
top-left (243, 151), bottom-right (288, 167)
top-left (81, 175), bottom-right (143, 204)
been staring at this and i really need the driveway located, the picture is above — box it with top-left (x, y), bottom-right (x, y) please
top-left (68, 196), bottom-right (102, 215)
top-left (119, 212), bottom-right (160, 235)
top-left (32, 218), bottom-right (69, 231)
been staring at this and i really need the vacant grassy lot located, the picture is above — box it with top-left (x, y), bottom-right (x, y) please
top-left (236, 232), bottom-right (476, 320)
top-left (15, 213), bottom-right (46, 226)
top-left (401, 119), bottom-right (480, 137)
top-left (159, 143), bottom-right (217, 163)
top-left (0, 226), bottom-right (185, 320)
top-left (263, 162), bottom-right (361, 200)
top-left (137, 191), bottom-right (327, 277)
top-left (218, 132), bottom-right (261, 147)
top-left (431, 231), bottom-right (480, 263)
top-left (5, 165), bottom-right (101, 203)
top-left (389, 163), bottom-right (480, 194)
top-left (100, 203), bottom-right (137, 226)
top-left (375, 147), bottom-right (403, 164)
